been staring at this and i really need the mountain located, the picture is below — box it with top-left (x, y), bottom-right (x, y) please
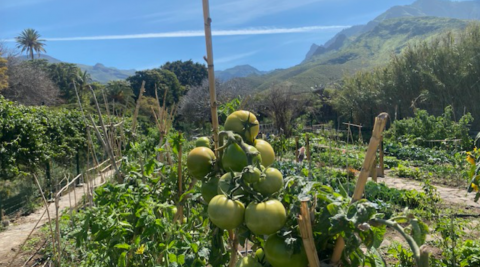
top-left (76, 63), bottom-right (136, 84)
top-left (304, 0), bottom-right (480, 62)
top-left (18, 54), bottom-right (62, 64)
top-left (215, 65), bottom-right (267, 82)
top-left (17, 54), bottom-right (136, 83)
top-left (250, 16), bottom-right (469, 91)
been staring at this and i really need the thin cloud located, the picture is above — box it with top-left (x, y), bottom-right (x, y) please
top-left (2, 25), bottom-right (350, 42)
top-left (216, 51), bottom-right (259, 64)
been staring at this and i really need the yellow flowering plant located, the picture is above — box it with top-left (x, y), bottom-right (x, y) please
top-left (467, 143), bottom-right (480, 201)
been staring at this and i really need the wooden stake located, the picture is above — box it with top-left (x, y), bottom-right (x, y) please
top-left (331, 113), bottom-right (388, 265)
top-left (298, 201), bottom-right (320, 267)
top-left (202, 0), bottom-right (220, 155)
top-left (228, 230), bottom-right (238, 267)
top-left (131, 81), bottom-right (146, 134)
top-left (177, 133), bottom-right (184, 223)
top-left (378, 136), bottom-right (384, 177)
top-left (33, 174), bottom-right (58, 266)
top-left (89, 85), bottom-right (120, 180)
top-left (295, 136), bottom-right (299, 163)
top-left (306, 134), bottom-right (311, 162)
top-left (371, 156), bottom-right (378, 183)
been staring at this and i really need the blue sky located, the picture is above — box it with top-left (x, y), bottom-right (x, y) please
top-left (0, 0), bottom-right (417, 71)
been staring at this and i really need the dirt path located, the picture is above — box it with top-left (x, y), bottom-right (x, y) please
top-left (378, 171), bottom-right (480, 211)
top-left (0, 170), bottom-right (114, 266)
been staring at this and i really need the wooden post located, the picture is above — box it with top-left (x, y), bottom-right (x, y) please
top-left (46, 162), bottom-right (52, 200)
top-left (371, 156), bottom-right (378, 182)
top-left (295, 136), bottom-right (300, 163)
top-left (331, 113), bottom-right (389, 265)
top-left (378, 136), bottom-right (384, 177)
top-left (298, 201), bottom-right (320, 267)
top-left (202, 0), bottom-right (220, 155)
top-left (76, 149), bottom-right (81, 186)
top-left (306, 134), bottom-right (311, 162)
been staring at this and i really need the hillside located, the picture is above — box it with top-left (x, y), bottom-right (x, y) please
top-left (305, 0), bottom-right (480, 62)
top-left (18, 55), bottom-right (135, 83)
top-left (215, 65), bottom-right (267, 82)
top-left (76, 63), bottom-right (135, 84)
top-left (249, 16), bottom-right (469, 91)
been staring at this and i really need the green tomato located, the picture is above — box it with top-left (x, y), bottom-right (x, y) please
top-left (253, 167), bottom-right (283, 196)
top-left (207, 195), bottom-right (245, 230)
top-left (222, 143), bottom-right (262, 172)
top-left (224, 110), bottom-right (259, 144)
top-left (254, 139), bottom-right (275, 167)
top-left (264, 235), bottom-right (308, 267)
top-left (187, 147), bottom-right (216, 180)
top-left (195, 137), bottom-right (211, 148)
top-left (201, 176), bottom-right (219, 203)
top-left (235, 256), bottom-right (262, 267)
top-left (255, 248), bottom-right (267, 264)
top-left (218, 172), bottom-right (244, 196)
top-left (242, 166), bottom-right (261, 184)
top-left (245, 199), bottom-right (286, 235)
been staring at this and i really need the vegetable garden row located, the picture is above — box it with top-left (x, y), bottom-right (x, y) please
top-left (7, 106), bottom-right (472, 267)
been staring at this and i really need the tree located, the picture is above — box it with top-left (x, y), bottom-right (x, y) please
top-left (0, 49), bottom-right (8, 91)
top-left (256, 83), bottom-right (310, 137)
top-left (15, 28), bottom-right (46, 60)
top-left (3, 60), bottom-right (60, 106)
top-left (161, 60), bottom-right (208, 88)
top-left (47, 62), bottom-right (84, 100)
top-left (105, 80), bottom-right (135, 115)
top-left (127, 68), bottom-right (184, 107)
top-left (178, 78), bottom-right (257, 125)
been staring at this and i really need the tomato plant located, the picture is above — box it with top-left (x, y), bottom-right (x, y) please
top-left (208, 195), bottom-right (245, 230)
top-left (253, 167), bottom-right (283, 196)
top-left (187, 146), bottom-right (216, 180)
top-left (195, 136), bottom-right (211, 148)
top-left (222, 143), bottom-right (262, 172)
top-left (235, 255), bottom-right (262, 267)
top-left (224, 110), bottom-right (259, 144)
top-left (201, 176), bottom-right (219, 203)
top-left (264, 234), bottom-right (308, 267)
top-left (245, 199), bottom-right (286, 235)
top-left (254, 139), bottom-right (275, 167)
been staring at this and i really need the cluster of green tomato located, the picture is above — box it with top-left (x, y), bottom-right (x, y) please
top-left (187, 110), bottom-right (308, 267)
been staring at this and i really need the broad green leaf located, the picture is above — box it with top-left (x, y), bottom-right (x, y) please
top-left (114, 243), bottom-right (131, 250)
top-left (411, 219), bottom-right (429, 246)
top-left (118, 251), bottom-right (127, 267)
top-left (169, 253), bottom-right (177, 263)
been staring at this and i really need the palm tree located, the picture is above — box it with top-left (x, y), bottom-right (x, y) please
top-left (15, 28), bottom-right (46, 60)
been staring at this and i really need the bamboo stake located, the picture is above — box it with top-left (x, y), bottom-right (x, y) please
top-left (7, 208), bottom-right (48, 267)
top-left (228, 230), bottom-right (238, 267)
top-left (298, 201), bottom-right (320, 267)
top-left (371, 156), bottom-right (378, 182)
top-left (131, 81), bottom-right (146, 133)
top-left (202, 0), bottom-right (220, 154)
top-left (177, 133), bottom-right (184, 223)
top-left (331, 113), bottom-right (389, 265)
top-left (89, 86), bottom-right (120, 180)
top-left (54, 195), bottom-right (61, 266)
top-left (33, 174), bottom-right (58, 266)
top-left (306, 134), bottom-right (311, 162)
top-left (295, 136), bottom-right (299, 163)
top-left (378, 136), bottom-right (384, 177)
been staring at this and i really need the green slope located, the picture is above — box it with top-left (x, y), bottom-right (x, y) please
top-left (251, 16), bottom-right (469, 91)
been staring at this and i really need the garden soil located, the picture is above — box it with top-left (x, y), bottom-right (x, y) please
top-left (0, 170), bottom-right (114, 267)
